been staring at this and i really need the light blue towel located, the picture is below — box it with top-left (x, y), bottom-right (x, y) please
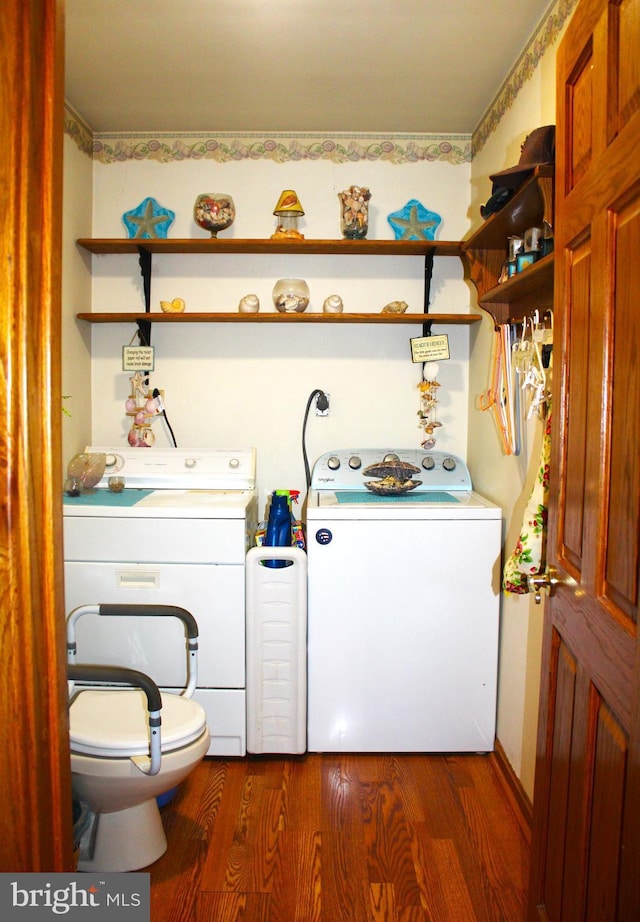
top-left (63, 488), bottom-right (155, 507)
top-left (335, 491), bottom-right (459, 504)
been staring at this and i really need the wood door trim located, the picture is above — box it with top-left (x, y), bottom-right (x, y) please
top-left (0, 0), bottom-right (73, 870)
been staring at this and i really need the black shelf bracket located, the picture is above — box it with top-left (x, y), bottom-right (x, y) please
top-left (423, 251), bottom-right (435, 337)
top-left (136, 245), bottom-right (152, 346)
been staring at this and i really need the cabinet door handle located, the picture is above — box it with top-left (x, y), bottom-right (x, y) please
top-left (116, 570), bottom-right (160, 590)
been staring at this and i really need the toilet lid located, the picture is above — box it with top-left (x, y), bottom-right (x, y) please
top-left (69, 689), bottom-right (207, 758)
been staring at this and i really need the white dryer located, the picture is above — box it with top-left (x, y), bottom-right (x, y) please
top-left (305, 449), bottom-right (502, 753)
top-left (63, 447), bottom-right (257, 756)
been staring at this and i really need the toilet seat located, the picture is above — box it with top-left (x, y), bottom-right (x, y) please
top-left (70, 688), bottom-right (207, 758)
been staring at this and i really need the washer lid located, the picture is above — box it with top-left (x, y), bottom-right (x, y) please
top-left (69, 688), bottom-right (207, 757)
top-left (306, 487), bottom-right (502, 520)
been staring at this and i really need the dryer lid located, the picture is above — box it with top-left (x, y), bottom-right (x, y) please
top-left (69, 688), bottom-right (207, 757)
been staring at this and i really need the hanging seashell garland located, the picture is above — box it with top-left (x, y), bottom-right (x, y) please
top-left (417, 362), bottom-right (442, 450)
top-left (125, 371), bottom-right (159, 447)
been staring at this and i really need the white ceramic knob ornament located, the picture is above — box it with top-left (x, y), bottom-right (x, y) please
top-left (323, 294), bottom-right (343, 313)
top-left (239, 294), bottom-right (260, 313)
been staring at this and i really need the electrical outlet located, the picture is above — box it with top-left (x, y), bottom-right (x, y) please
top-left (315, 393), bottom-right (330, 416)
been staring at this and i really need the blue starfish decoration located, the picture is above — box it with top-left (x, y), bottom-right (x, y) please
top-left (387, 200), bottom-right (442, 241)
top-left (122, 197), bottom-right (175, 239)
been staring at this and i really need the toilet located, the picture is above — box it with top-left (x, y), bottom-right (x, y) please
top-left (70, 687), bottom-right (209, 871)
top-left (66, 603), bottom-right (210, 872)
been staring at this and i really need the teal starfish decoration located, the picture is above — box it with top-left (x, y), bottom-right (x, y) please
top-left (122, 197), bottom-right (175, 239)
top-left (387, 200), bottom-right (442, 241)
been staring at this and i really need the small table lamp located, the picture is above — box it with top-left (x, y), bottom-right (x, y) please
top-left (272, 190), bottom-right (305, 240)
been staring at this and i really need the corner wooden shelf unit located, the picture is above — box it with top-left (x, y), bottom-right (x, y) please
top-left (75, 237), bottom-right (480, 335)
top-left (461, 165), bottom-right (555, 325)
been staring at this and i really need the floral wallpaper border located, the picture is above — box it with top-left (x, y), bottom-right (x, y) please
top-left (64, 0), bottom-right (576, 165)
top-left (64, 104), bottom-right (94, 158)
top-left (472, 0), bottom-right (577, 156)
top-left (62, 118), bottom-right (472, 166)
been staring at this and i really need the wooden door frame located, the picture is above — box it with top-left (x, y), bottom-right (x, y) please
top-left (0, 0), bottom-right (74, 870)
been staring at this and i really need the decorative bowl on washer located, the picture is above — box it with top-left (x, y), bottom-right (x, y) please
top-left (365, 478), bottom-right (422, 495)
top-left (66, 452), bottom-right (106, 490)
top-left (363, 459), bottom-right (422, 496)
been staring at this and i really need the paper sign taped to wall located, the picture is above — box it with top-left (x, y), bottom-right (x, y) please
top-left (410, 334), bottom-right (450, 363)
top-left (122, 346), bottom-right (155, 371)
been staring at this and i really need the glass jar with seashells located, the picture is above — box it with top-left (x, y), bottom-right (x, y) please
top-left (272, 279), bottom-right (310, 313)
top-left (193, 193), bottom-right (235, 237)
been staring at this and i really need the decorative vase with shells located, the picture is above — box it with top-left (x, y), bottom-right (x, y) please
top-left (339, 185), bottom-right (371, 239)
top-left (193, 193), bottom-right (235, 237)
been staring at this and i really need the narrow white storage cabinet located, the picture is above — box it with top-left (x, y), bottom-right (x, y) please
top-left (245, 546), bottom-right (308, 754)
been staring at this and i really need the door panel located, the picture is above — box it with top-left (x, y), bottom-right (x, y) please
top-left (615, 0), bottom-right (640, 128)
top-left (605, 191), bottom-right (640, 617)
top-left (541, 637), bottom-right (576, 921)
top-left (529, 0), bottom-right (640, 918)
top-left (561, 235), bottom-right (591, 571)
top-left (587, 701), bottom-right (627, 919)
top-left (568, 42), bottom-right (594, 187)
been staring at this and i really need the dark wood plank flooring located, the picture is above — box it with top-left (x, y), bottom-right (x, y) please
top-left (146, 753), bottom-right (529, 921)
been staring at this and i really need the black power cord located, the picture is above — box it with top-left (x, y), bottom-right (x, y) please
top-left (302, 389), bottom-right (328, 489)
top-left (152, 388), bottom-right (178, 447)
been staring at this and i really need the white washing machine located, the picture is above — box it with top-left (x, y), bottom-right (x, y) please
top-left (306, 449), bottom-right (502, 753)
top-left (63, 447), bottom-right (257, 756)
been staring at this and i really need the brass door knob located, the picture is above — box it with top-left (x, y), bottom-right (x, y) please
top-left (527, 567), bottom-right (575, 604)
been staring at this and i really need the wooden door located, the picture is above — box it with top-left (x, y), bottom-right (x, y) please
top-left (528, 0), bottom-right (640, 918)
top-left (0, 0), bottom-right (73, 870)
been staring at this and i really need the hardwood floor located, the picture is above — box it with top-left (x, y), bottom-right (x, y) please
top-left (146, 753), bottom-right (529, 921)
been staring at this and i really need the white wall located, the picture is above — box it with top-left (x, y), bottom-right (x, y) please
top-left (61, 132), bottom-right (93, 463)
top-left (87, 156), bottom-right (472, 513)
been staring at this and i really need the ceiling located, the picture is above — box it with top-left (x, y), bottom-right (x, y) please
top-left (64, 0), bottom-right (551, 136)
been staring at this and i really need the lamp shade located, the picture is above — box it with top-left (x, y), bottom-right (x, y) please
top-left (273, 190), bottom-right (305, 216)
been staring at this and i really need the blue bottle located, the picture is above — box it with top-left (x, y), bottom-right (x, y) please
top-left (264, 492), bottom-right (292, 568)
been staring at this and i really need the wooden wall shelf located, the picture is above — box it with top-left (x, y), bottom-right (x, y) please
top-left (77, 311), bottom-right (480, 326)
top-left (76, 236), bottom-right (472, 332)
top-left (77, 238), bottom-right (462, 257)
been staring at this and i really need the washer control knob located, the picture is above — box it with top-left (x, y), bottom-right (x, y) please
top-left (185, 458), bottom-right (197, 469)
top-left (442, 457), bottom-right (457, 472)
top-left (229, 458), bottom-right (240, 468)
top-left (327, 456), bottom-right (341, 471)
top-left (382, 452), bottom-right (400, 463)
top-left (315, 528), bottom-right (333, 545)
top-left (422, 456), bottom-right (436, 470)
top-left (348, 456), bottom-right (362, 469)
top-left (105, 453), bottom-right (118, 468)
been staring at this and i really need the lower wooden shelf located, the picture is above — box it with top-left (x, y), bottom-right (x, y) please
top-left (76, 311), bottom-right (481, 325)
